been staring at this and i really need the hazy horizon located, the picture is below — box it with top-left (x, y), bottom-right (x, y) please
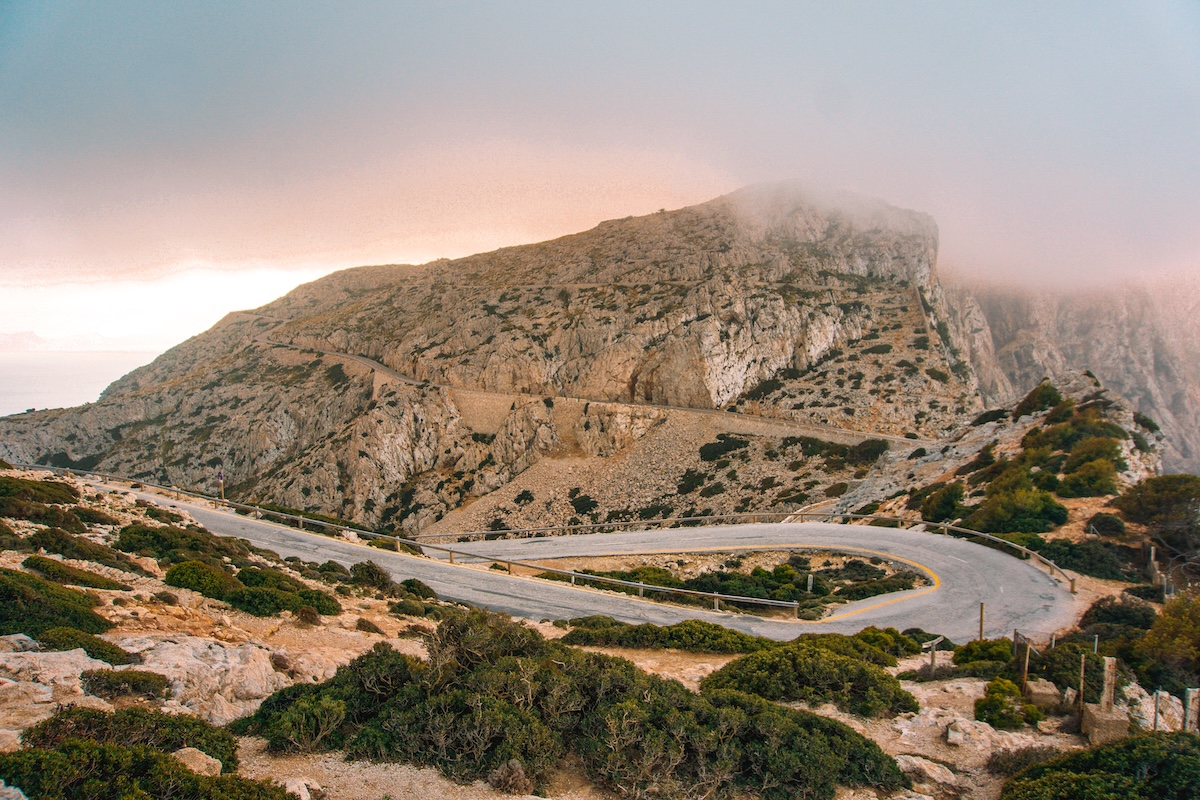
top-left (2, 2), bottom-right (1198, 369)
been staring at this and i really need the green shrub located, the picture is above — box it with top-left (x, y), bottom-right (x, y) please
top-left (23, 706), bottom-right (238, 771)
top-left (921, 482), bottom-right (965, 523)
top-left (236, 623), bottom-right (908, 800)
top-left (165, 560), bottom-right (243, 599)
top-left (853, 626), bottom-right (921, 657)
top-left (272, 695), bottom-right (347, 752)
top-left (116, 522), bottom-right (253, 566)
top-left (975, 678), bottom-right (1042, 729)
top-left (349, 560), bottom-right (394, 589)
top-left (1000, 732), bottom-right (1200, 800)
top-left (81, 669), bottom-right (171, 700)
top-left (0, 521), bottom-right (32, 553)
top-left (1080, 597), bottom-right (1155, 630)
top-left (391, 598), bottom-right (428, 617)
top-left (825, 482), bottom-right (849, 498)
top-left (699, 642), bottom-right (918, 717)
top-left (225, 587), bottom-right (305, 616)
top-left (1014, 381), bottom-right (1063, 418)
top-left (27, 527), bottom-right (146, 574)
top-left (698, 435), bottom-right (749, 462)
top-left (986, 744), bottom-right (1062, 776)
top-left (1087, 512), bottom-right (1126, 537)
top-left (0, 739), bottom-right (289, 799)
top-left (1123, 584), bottom-right (1164, 602)
top-left (0, 475), bottom-right (79, 504)
top-left (954, 638), bottom-right (1013, 665)
top-left (973, 409), bottom-right (1010, 426)
top-left (36, 627), bottom-right (134, 665)
top-left (22, 555), bottom-right (130, 590)
top-left (562, 618), bottom-right (775, 654)
top-left (0, 567), bottom-right (110, 637)
top-left (0, 497), bottom-right (86, 532)
top-left (1056, 459), bottom-right (1119, 498)
top-left (236, 566), bottom-right (301, 593)
top-left (297, 588), bottom-right (342, 615)
top-left (1036, 539), bottom-right (1140, 582)
top-left (72, 506), bottom-right (119, 526)
top-left (1113, 474), bottom-right (1200, 556)
top-left (400, 578), bottom-right (436, 600)
top-left (317, 560), bottom-right (351, 579)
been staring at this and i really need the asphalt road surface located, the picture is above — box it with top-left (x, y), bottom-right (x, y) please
top-left (133, 491), bottom-right (1076, 644)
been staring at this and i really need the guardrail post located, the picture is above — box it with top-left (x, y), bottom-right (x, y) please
top-left (713, 596), bottom-right (720, 611)
top-left (447, 551), bottom-right (454, 564)
top-left (792, 602), bottom-right (799, 619)
top-left (638, 583), bottom-right (645, 598)
top-left (507, 561), bottom-right (513, 574)
top-left (570, 574), bottom-right (576, 585)
top-left (806, 574), bottom-right (814, 593)
top-left (1070, 577), bottom-right (1077, 594)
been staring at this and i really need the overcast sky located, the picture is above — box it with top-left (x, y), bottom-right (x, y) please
top-left (1, 1), bottom-right (1198, 353)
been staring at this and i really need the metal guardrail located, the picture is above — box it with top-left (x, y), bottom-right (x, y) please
top-left (12, 463), bottom-right (1077, 620)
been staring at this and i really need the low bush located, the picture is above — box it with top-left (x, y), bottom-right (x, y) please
top-left (0, 521), bottom-right (32, 552)
top-left (561, 618), bottom-right (775, 654)
top-left (116, 522), bottom-right (254, 567)
top-left (975, 678), bottom-right (1042, 729)
top-left (0, 567), bottom-right (110, 637)
top-left (23, 706), bottom-right (238, 771)
top-left (27, 528), bottom-right (146, 574)
top-left (236, 566), bottom-right (302, 593)
top-left (22, 555), bottom-right (130, 590)
top-left (1080, 596), bottom-right (1156, 630)
top-left (297, 588), bottom-right (342, 615)
top-left (853, 626), bottom-right (921, 657)
top-left (1035, 539), bottom-right (1140, 582)
top-left (986, 744), bottom-right (1061, 776)
top-left (0, 497), bottom-right (86, 532)
top-left (349, 560), bottom-right (394, 590)
top-left (400, 578), bottom-right (436, 600)
top-left (699, 434), bottom-right (749, 462)
top-left (1086, 512), bottom-right (1126, 537)
top-left (700, 642), bottom-right (918, 717)
top-left (165, 560), bottom-right (243, 599)
top-left (954, 638), bottom-right (1013, 666)
top-left (0, 475), bottom-right (79, 504)
top-left (36, 627), bottom-right (134, 665)
top-left (224, 587), bottom-right (304, 617)
top-left (1000, 732), bottom-right (1200, 800)
top-left (72, 506), bottom-right (119, 526)
top-left (234, 611), bottom-right (907, 799)
top-left (1013, 381), bottom-right (1063, 418)
top-left (0, 739), bottom-right (288, 799)
top-left (1123, 584), bottom-right (1165, 602)
top-left (80, 669), bottom-right (171, 700)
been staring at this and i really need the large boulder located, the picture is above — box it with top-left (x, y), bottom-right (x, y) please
top-left (115, 634), bottom-right (289, 725)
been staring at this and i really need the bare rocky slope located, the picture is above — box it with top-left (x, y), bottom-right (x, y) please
top-left (0, 183), bottom-right (1192, 535)
top-left (0, 184), bottom-right (987, 532)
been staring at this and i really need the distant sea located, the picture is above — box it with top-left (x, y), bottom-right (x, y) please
top-left (0, 351), bottom-right (159, 418)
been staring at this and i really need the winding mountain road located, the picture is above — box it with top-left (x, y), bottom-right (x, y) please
top-left (141, 490), bottom-right (1077, 644)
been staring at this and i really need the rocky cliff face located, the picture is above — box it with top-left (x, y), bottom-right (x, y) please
top-left (0, 183), bottom-right (1004, 531)
top-left (960, 279), bottom-right (1200, 473)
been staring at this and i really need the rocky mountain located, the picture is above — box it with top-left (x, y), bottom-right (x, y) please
top-left (0, 183), bottom-right (1190, 534)
top-left (955, 275), bottom-right (1200, 473)
top-left (0, 184), bottom-right (986, 532)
